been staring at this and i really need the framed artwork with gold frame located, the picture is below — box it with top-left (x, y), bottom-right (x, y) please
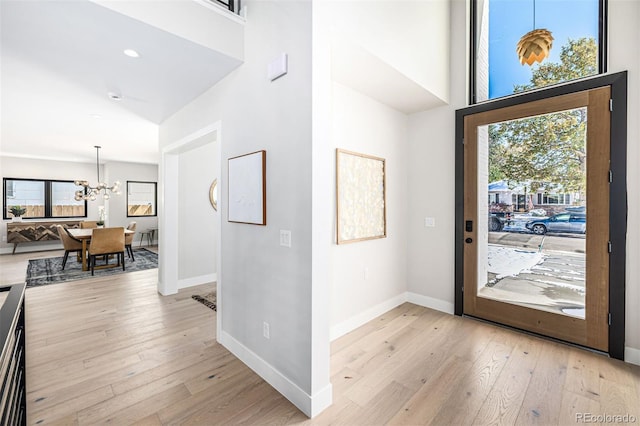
top-left (336, 148), bottom-right (386, 244)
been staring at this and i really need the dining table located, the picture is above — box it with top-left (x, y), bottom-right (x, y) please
top-left (67, 228), bottom-right (135, 271)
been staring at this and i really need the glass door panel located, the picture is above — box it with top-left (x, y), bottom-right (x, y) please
top-left (477, 108), bottom-right (587, 319)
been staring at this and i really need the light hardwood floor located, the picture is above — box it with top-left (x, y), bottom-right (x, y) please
top-left (1, 249), bottom-right (639, 425)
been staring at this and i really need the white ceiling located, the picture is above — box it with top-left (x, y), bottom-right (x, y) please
top-left (0, 0), bottom-right (241, 165)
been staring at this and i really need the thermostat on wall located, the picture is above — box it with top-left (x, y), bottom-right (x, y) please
top-left (268, 53), bottom-right (288, 81)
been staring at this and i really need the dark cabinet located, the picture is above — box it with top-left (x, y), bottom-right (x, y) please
top-left (0, 283), bottom-right (26, 425)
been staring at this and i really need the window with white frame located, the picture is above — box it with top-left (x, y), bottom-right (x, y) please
top-left (537, 193), bottom-right (571, 205)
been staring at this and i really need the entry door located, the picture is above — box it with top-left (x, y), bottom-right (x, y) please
top-left (463, 87), bottom-right (610, 351)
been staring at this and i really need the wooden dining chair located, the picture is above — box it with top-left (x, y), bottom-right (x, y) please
top-left (88, 227), bottom-right (125, 276)
top-left (80, 221), bottom-right (98, 229)
top-left (125, 221), bottom-right (137, 261)
top-left (56, 225), bottom-right (83, 270)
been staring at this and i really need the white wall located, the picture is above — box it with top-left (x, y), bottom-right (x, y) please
top-left (405, 0), bottom-right (467, 310)
top-left (177, 142), bottom-right (218, 285)
top-left (103, 161), bottom-right (159, 242)
top-left (406, 0), bottom-right (640, 362)
top-left (0, 156), bottom-right (103, 253)
top-left (329, 82), bottom-right (409, 338)
top-left (327, 0), bottom-right (450, 102)
top-left (160, 0), bottom-right (330, 416)
top-left (309, 0), bottom-right (450, 344)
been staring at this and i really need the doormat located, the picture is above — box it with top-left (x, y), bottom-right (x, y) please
top-left (192, 291), bottom-right (217, 311)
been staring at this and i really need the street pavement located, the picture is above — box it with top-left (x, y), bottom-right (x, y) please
top-left (481, 231), bottom-right (586, 318)
top-left (488, 231), bottom-right (585, 253)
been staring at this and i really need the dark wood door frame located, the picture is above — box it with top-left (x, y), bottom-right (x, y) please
top-left (454, 72), bottom-right (628, 360)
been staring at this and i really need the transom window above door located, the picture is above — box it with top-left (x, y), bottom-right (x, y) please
top-left (471, 0), bottom-right (606, 103)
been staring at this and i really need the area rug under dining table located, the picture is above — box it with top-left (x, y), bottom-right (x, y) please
top-left (25, 248), bottom-right (158, 287)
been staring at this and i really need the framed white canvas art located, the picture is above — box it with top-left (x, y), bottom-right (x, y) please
top-left (228, 150), bottom-right (266, 225)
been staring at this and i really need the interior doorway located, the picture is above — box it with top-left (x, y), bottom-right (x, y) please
top-left (159, 121), bottom-right (222, 304)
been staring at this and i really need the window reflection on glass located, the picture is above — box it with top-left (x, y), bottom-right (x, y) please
top-left (127, 181), bottom-right (157, 217)
top-left (474, 0), bottom-right (602, 103)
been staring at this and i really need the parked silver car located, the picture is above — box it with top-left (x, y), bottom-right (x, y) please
top-left (525, 213), bottom-right (586, 235)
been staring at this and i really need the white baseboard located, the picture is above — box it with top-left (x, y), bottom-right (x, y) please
top-left (177, 273), bottom-right (217, 289)
top-left (625, 346), bottom-right (640, 366)
top-left (330, 293), bottom-right (408, 341)
top-left (407, 292), bottom-right (455, 314)
top-left (219, 330), bottom-right (331, 418)
top-left (309, 382), bottom-right (333, 417)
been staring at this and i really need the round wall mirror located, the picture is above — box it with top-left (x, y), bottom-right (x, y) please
top-left (209, 179), bottom-right (218, 211)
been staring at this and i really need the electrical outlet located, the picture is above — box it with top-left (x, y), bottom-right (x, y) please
top-left (424, 217), bottom-right (436, 227)
top-left (263, 321), bottom-right (270, 339)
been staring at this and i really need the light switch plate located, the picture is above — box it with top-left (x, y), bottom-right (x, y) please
top-left (280, 230), bottom-right (291, 247)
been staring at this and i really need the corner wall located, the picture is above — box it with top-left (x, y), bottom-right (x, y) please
top-left (159, 0), bottom-right (331, 416)
top-left (311, 0), bottom-right (449, 344)
top-left (329, 82), bottom-right (409, 339)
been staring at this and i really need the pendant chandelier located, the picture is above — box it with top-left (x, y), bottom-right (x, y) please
top-left (516, 0), bottom-right (553, 66)
top-left (74, 146), bottom-right (121, 201)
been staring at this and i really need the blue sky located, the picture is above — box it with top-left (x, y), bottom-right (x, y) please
top-left (489, 0), bottom-right (599, 99)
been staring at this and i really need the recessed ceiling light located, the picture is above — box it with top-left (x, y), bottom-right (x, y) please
top-left (90, 114), bottom-right (101, 119)
top-left (123, 49), bottom-right (140, 58)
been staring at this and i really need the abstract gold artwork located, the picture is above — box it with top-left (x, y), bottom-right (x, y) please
top-left (336, 149), bottom-right (386, 244)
